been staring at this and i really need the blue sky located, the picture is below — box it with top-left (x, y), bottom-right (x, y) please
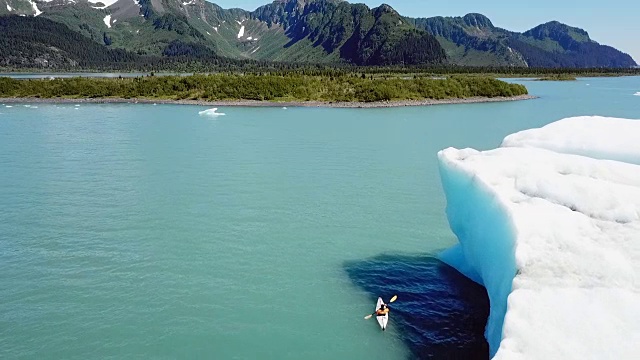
top-left (211, 0), bottom-right (639, 63)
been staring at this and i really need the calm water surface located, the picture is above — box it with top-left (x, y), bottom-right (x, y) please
top-left (1, 77), bottom-right (639, 359)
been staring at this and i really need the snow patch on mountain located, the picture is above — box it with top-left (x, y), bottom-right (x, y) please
top-left (103, 14), bottom-right (111, 28)
top-left (29, 0), bottom-right (41, 16)
top-left (88, 0), bottom-right (119, 6)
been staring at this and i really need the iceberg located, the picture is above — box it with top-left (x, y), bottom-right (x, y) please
top-left (437, 116), bottom-right (640, 359)
top-left (634, 92), bottom-right (640, 96)
top-left (198, 108), bottom-right (226, 117)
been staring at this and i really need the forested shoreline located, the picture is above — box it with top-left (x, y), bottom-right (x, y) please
top-left (0, 74), bottom-right (528, 103)
top-left (2, 64), bottom-right (638, 78)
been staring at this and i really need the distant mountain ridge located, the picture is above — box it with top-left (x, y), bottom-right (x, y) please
top-left (0, 0), bottom-right (636, 68)
top-left (412, 14), bottom-right (636, 68)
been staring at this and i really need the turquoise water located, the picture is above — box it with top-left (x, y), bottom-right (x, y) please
top-left (1, 77), bottom-right (639, 359)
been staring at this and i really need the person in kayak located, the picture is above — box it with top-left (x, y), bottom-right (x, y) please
top-left (376, 303), bottom-right (390, 316)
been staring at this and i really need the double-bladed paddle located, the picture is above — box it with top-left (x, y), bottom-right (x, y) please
top-left (364, 295), bottom-right (397, 320)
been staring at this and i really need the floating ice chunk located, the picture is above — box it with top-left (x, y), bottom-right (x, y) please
top-left (438, 116), bottom-right (640, 360)
top-left (634, 92), bottom-right (640, 96)
top-left (5, 105), bottom-right (13, 108)
top-left (237, 25), bottom-right (244, 38)
top-left (282, 107), bottom-right (287, 110)
top-left (198, 108), bottom-right (226, 117)
top-left (104, 15), bottom-right (111, 28)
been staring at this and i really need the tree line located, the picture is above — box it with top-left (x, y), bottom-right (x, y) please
top-left (0, 74), bottom-right (528, 102)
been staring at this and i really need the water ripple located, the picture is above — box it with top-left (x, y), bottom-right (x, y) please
top-left (344, 254), bottom-right (490, 359)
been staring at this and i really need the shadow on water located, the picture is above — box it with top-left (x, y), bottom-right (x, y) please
top-left (344, 254), bottom-right (489, 360)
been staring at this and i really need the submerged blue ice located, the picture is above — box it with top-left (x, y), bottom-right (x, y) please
top-left (437, 154), bottom-right (516, 357)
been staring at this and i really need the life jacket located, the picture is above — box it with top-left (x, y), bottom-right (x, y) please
top-left (377, 307), bottom-right (389, 315)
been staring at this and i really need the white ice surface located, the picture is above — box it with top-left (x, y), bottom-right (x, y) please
top-left (502, 116), bottom-right (640, 165)
top-left (438, 116), bottom-right (640, 360)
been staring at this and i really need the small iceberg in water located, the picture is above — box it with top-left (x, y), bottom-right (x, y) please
top-left (199, 108), bottom-right (226, 117)
top-left (634, 92), bottom-right (640, 96)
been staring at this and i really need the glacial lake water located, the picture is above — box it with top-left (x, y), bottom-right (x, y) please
top-left (1, 77), bottom-right (639, 359)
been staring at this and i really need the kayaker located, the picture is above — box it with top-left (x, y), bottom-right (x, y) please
top-left (376, 303), bottom-right (390, 316)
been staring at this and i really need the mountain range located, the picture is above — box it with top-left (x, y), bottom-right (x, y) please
top-left (0, 0), bottom-right (636, 68)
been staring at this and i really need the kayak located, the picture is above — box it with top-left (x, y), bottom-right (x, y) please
top-left (375, 297), bottom-right (388, 330)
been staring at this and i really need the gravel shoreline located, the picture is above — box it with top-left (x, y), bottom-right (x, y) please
top-left (0, 95), bottom-right (536, 108)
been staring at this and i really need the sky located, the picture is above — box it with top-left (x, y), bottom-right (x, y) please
top-left (211, 0), bottom-right (639, 63)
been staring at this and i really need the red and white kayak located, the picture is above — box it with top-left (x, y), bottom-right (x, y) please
top-left (375, 297), bottom-right (388, 330)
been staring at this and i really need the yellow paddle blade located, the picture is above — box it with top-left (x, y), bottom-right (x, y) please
top-left (389, 295), bottom-right (398, 303)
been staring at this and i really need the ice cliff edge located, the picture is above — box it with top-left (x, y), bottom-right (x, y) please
top-left (437, 116), bottom-right (640, 359)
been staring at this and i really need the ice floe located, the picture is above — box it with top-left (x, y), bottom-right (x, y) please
top-left (198, 108), bottom-right (226, 117)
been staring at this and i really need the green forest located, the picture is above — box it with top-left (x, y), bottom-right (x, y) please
top-left (0, 74), bottom-right (528, 103)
